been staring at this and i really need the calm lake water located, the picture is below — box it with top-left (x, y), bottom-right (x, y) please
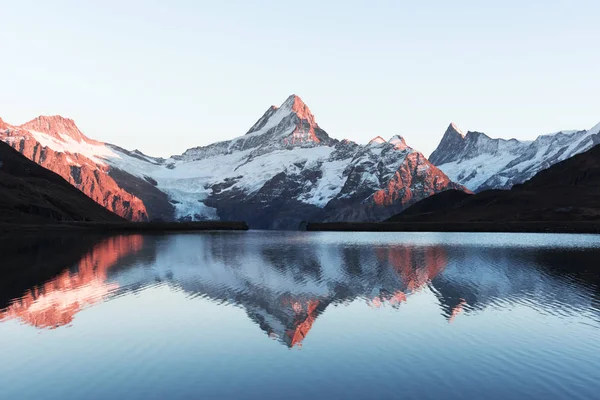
top-left (1, 231), bottom-right (600, 399)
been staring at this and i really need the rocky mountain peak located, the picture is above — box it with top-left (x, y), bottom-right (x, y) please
top-left (247, 95), bottom-right (318, 135)
top-left (429, 123), bottom-right (468, 165)
top-left (243, 94), bottom-right (330, 147)
top-left (449, 123), bottom-right (464, 137)
top-left (388, 135), bottom-right (410, 151)
top-left (368, 136), bottom-right (386, 145)
top-left (464, 130), bottom-right (491, 141)
top-left (20, 115), bottom-right (96, 144)
top-left (281, 94), bottom-right (316, 125)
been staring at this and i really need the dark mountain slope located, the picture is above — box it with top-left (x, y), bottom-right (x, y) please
top-left (389, 144), bottom-right (600, 223)
top-left (0, 141), bottom-right (124, 223)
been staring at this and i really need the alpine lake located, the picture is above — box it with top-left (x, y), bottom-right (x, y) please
top-left (1, 231), bottom-right (599, 399)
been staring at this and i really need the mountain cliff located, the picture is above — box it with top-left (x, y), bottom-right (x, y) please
top-left (430, 122), bottom-right (600, 192)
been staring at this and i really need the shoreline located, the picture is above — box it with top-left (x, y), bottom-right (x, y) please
top-left (306, 221), bottom-right (600, 234)
top-left (0, 221), bottom-right (249, 237)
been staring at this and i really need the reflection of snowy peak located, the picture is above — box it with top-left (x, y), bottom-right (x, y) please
top-left (1, 95), bottom-right (464, 228)
top-left (6, 233), bottom-right (598, 348)
top-left (106, 233), bottom-right (598, 347)
top-left (431, 122), bottom-right (600, 192)
top-left (111, 234), bottom-right (450, 347)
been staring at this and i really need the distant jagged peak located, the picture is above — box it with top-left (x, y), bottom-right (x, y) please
top-left (388, 135), bottom-right (410, 151)
top-left (537, 121), bottom-right (600, 139)
top-left (0, 117), bottom-right (8, 130)
top-left (440, 123), bottom-right (465, 142)
top-left (449, 122), bottom-right (465, 138)
top-left (20, 115), bottom-right (98, 144)
top-left (368, 136), bottom-right (386, 145)
top-left (464, 130), bottom-right (492, 141)
top-left (429, 123), bottom-right (470, 165)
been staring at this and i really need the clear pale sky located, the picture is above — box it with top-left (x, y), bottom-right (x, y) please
top-left (1, 0), bottom-right (598, 157)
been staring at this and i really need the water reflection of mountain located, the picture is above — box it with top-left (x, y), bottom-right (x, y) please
top-left (431, 247), bottom-right (600, 321)
top-left (2, 233), bottom-right (598, 347)
top-left (161, 237), bottom-right (450, 347)
top-left (116, 234), bottom-right (599, 347)
top-left (0, 235), bottom-right (145, 328)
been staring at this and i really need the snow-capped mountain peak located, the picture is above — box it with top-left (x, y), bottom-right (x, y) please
top-left (388, 135), bottom-right (410, 151)
top-left (246, 94), bottom-right (316, 135)
top-left (368, 136), bottom-right (386, 145)
top-left (19, 115), bottom-right (99, 145)
top-left (242, 94), bottom-right (329, 148)
top-left (431, 121), bottom-right (600, 192)
top-left (281, 94), bottom-right (316, 124)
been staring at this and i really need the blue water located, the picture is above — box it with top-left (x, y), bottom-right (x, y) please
top-left (1, 231), bottom-right (599, 399)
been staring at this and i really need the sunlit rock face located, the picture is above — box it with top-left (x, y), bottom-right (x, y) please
top-left (430, 122), bottom-right (600, 192)
top-left (1, 95), bottom-right (465, 227)
top-left (0, 117), bottom-right (149, 221)
top-left (0, 235), bottom-right (144, 328)
top-left (371, 152), bottom-right (463, 208)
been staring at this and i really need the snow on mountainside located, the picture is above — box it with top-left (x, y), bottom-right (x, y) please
top-left (0, 95), bottom-right (464, 228)
top-left (430, 122), bottom-right (600, 192)
top-left (104, 95), bottom-right (464, 227)
top-left (0, 116), bottom-right (148, 220)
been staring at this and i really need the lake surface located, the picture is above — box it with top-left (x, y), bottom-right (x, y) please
top-left (1, 231), bottom-right (600, 399)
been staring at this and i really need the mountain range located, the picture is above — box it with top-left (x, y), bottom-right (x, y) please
top-left (391, 140), bottom-right (600, 224)
top-left (430, 121), bottom-right (600, 192)
top-left (0, 95), bottom-right (462, 228)
top-left (1, 95), bottom-right (598, 228)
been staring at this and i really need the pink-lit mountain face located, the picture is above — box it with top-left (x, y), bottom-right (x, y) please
top-left (20, 115), bottom-right (99, 144)
top-left (245, 95), bottom-right (328, 147)
top-left (0, 116), bottom-right (148, 221)
top-left (1, 95), bottom-right (465, 228)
